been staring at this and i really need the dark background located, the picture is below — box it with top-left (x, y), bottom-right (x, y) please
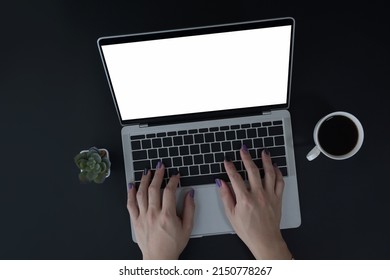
top-left (1, 1), bottom-right (389, 259)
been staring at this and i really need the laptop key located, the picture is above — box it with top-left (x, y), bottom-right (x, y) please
top-left (183, 156), bottom-right (193, 166)
top-left (179, 167), bottom-right (189, 176)
top-left (247, 128), bottom-right (257, 138)
top-left (190, 145), bottom-right (200, 155)
top-left (200, 164), bottom-right (210, 174)
top-left (133, 160), bottom-right (151, 171)
top-left (226, 131), bottom-right (235, 140)
top-left (264, 137), bottom-right (274, 147)
top-left (275, 136), bottom-right (285, 146)
top-left (262, 122), bottom-right (272, 127)
top-left (131, 141), bottom-right (141, 150)
top-left (189, 165), bottom-right (199, 175)
top-left (253, 138), bottom-right (264, 148)
top-left (268, 126), bottom-right (284, 136)
top-left (210, 163), bottom-right (220, 173)
top-left (194, 134), bottom-right (204, 143)
top-left (179, 146), bottom-right (189, 155)
top-left (211, 143), bottom-right (221, 152)
top-left (158, 148), bottom-right (168, 158)
top-left (162, 137), bottom-right (173, 147)
top-left (200, 143), bottom-right (211, 153)
top-left (148, 149), bottom-right (158, 159)
top-left (232, 140), bottom-right (242, 150)
top-left (184, 135), bottom-right (194, 145)
top-left (172, 156), bottom-right (183, 166)
top-left (257, 127), bottom-right (267, 137)
top-left (134, 171), bottom-right (143, 181)
top-left (268, 146), bottom-right (286, 157)
top-left (173, 136), bottom-right (183, 146)
top-left (142, 139), bottom-right (152, 149)
top-left (193, 155), bottom-right (204, 164)
top-left (204, 133), bottom-right (215, 142)
top-left (204, 153), bottom-right (214, 163)
top-left (130, 135), bottom-right (145, 140)
top-left (169, 147), bottom-right (179, 157)
top-left (215, 132), bottom-right (225, 141)
top-left (161, 158), bottom-right (172, 168)
top-left (132, 150), bottom-right (147, 160)
top-left (279, 167), bottom-right (288, 177)
top-left (272, 156), bottom-right (287, 167)
top-left (236, 130), bottom-right (246, 139)
top-left (221, 141), bottom-right (232, 151)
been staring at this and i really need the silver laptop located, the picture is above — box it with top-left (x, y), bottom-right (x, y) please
top-left (97, 17), bottom-right (301, 242)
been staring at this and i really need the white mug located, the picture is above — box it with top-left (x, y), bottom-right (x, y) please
top-left (306, 111), bottom-right (364, 161)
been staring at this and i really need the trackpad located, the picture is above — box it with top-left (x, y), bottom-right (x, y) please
top-left (176, 185), bottom-right (235, 237)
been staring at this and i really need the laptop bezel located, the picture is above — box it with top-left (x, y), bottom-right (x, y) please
top-left (97, 17), bottom-right (295, 127)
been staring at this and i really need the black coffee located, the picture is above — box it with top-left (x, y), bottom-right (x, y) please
top-left (318, 115), bottom-right (359, 156)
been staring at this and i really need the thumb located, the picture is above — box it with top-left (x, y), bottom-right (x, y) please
top-left (181, 189), bottom-right (195, 236)
top-left (217, 179), bottom-right (235, 220)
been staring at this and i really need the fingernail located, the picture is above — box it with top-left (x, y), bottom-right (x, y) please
top-left (215, 178), bottom-right (222, 188)
top-left (224, 155), bottom-right (232, 162)
top-left (273, 162), bottom-right (278, 168)
top-left (263, 149), bottom-right (270, 156)
top-left (189, 189), bottom-right (195, 198)
top-left (127, 182), bottom-right (134, 190)
top-left (143, 168), bottom-right (149, 175)
top-left (156, 160), bottom-right (162, 169)
top-left (241, 144), bottom-right (249, 153)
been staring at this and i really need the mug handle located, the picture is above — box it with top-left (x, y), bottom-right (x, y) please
top-left (306, 146), bottom-right (321, 161)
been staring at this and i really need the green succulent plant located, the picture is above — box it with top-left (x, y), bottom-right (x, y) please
top-left (74, 147), bottom-right (111, 184)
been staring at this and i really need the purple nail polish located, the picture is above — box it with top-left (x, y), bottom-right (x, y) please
top-left (127, 182), bottom-right (134, 190)
top-left (189, 189), bottom-right (195, 198)
top-left (156, 160), bottom-right (162, 169)
top-left (263, 149), bottom-right (270, 156)
top-left (143, 168), bottom-right (149, 175)
top-left (242, 144), bottom-right (249, 153)
top-left (215, 179), bottom-right (222, 188)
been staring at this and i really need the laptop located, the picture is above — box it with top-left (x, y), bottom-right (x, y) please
top-left (97, 17), bottom-right (301, 242)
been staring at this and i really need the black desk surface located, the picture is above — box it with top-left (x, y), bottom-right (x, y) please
top-left (1, 1), bottom-right (389, 260)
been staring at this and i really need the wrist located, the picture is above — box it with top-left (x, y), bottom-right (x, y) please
top-left (142, 252), bottom-right (180, 260)
top-left (250, 236), bottom-right (292, 260)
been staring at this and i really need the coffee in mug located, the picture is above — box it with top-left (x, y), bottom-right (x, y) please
top-left (306, 112), bottom-right (364, 161)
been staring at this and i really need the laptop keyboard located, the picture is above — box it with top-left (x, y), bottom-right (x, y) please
top-left (129, 120), bottom-right (288, 187)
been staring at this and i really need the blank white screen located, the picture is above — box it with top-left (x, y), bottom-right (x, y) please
top-left (102, 25), bottom-right (291, 121)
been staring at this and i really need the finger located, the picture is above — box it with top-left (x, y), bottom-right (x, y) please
top-left (274, 164), bottom-right (285, 198)
top-left (216, 179), bottom-right (235, 219)
top-left (127, 182), bottom-right (139, 220)
top-left (262, 149), bottom-right (276, 193)
top-left (181, 189), bottom-right (195, 236)
top-left (161, 173), bottom-right (180, 213)
top-left (148, 161), bottom-right (165, 210)
top-left (137, 168), bottom-right (151, 213)
top-left (223, 158), bottom-right (247, 200)
top-left (240, 145), bottom-right (263, 193)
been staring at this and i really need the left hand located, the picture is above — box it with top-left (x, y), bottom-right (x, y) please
top-left (127, 162), bottom-right (195, 259)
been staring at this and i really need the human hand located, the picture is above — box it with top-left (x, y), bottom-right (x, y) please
top-left (127, 162), bottom-right (195, 259)
top-left (217, 146), bottom-right (292, 259)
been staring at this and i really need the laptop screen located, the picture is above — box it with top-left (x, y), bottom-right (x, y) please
top-left (98, 18), bottom-right (294, 125)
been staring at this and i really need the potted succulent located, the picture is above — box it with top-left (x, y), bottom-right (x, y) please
top-left (74, 147), bottom-right (111, 184)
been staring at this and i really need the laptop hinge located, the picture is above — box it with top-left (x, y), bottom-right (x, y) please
top-left (139, 123), bottom-right (148, 128)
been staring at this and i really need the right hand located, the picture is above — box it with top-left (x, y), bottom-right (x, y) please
top-left (217, 147), bottom-right (292, 259)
